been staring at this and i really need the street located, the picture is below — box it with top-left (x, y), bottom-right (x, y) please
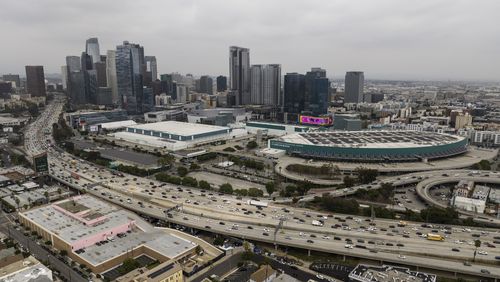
top-left (0, 213), bottom-right (86, 282)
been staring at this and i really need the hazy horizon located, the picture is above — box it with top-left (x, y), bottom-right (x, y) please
top-left (1, 0), bottom-right (499, 81)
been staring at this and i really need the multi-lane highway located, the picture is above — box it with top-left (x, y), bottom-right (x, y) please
top-left (21, 96), bottom-right (500, 279)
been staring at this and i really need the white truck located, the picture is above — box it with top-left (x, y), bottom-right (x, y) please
top-left (312, 220), bottom-right (324, 227)
top-left (247, 200), bottom-right (268, 207)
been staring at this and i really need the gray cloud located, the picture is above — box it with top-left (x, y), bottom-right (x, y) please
top-left (1, 0), bottom-right (499, 80)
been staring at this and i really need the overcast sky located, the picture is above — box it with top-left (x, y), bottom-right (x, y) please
top-left (1, 0), bottom-right (499, 81)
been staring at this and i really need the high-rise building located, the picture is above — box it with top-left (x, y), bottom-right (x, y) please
top-left (216, 75), bottom-right (227, 92)
top-left (85, 37), bottom-right (101, 64)
top-left (250, 64), bottom-right (281, 105)
top-left (176, 84), bottom-right (188, 103)
top-left (68, 71), bottom-right (86, 104)
top-left (199, 75), bottom-right (213, 95)
top-left (250, 65), bottom-right (263, 104)
top-left (65, 56), bottom-right (81, 72)
top-left (305, 68), bottom-right (329, 115)
top-left (229, 46), bottom-right (250, 105)
top-left (0, 82), bottom-right (12, 95)
top-left (160, 74), bottom-right (175, 95)
top-left (2, 74), bottom-right (21, 88)
top-left (344, 71), bottom-right (364, 104)
top-left (142, 87), bottom-right (154, 112)
top-left (96, 87), bottom-right (113, 106)
top-left (116, 41), bottom-right (145, 113)
top-left (61, 66), bottom-right (68, 89)
top-left (81, 52), bottom-right (93, 71)
top-left (25, 66), bottom-right (46, 97)
top-left (85, 70), bottom-right (98, 104)
top-left (145, 56), bottom-right (157, 82)
top-left (284, 73), bottom-right (305, 114)
top-left (94, 61), bottom-right (107, 87)
top-left (106, 50), bottom-right (118, 105)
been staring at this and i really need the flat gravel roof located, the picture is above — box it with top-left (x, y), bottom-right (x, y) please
top-left (278, 130), bottom-right (464, 149)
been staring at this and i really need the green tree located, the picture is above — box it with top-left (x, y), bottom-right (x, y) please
top-left (14, 197), bottom-right (20, 210)
top-left (199, 180), bottom-right (211, 190)
top-left (59, 250), bottom-right (68, 257)
top-left (473, 239), bottom-right (481, 262)
top-left (343, 176), bottom-right (355, 188)
top-left (320, 195), bottom-right (360, 214)
top-left (265, 182), bottom-right (276, 196)
top-left (473, 160), bottom-right (491, 170)
top-left (119, 258), bottom-right (140, 275)
top-left (356, 167), bottom-right (378, 184)
top-left (157, 155), bottom-right (174, 167)
top-left (246, 140), bottom-right (258, 149)
top-left (234, 189), bottom-right (249, 196)
top-left (219, 183), bottom-right (233, 194)
top-left (189, 163), bottom-right (200, 170)
top-left (247, 188), bottom-right (263, 197)
top-left (213, 237), bottom-right (224, 246)
top-left (181, 176), bottom-right (198, 187)
top-left (177, 166), bottom-right (188, 177)
top-left (420, 207), bottom-right (459, 224)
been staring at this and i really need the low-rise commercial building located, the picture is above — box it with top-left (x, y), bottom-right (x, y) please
top-left (0, 255), bottom-right (53, 282)
top-left (452, 196), bottom-right (486, 214)
top-left (349, 264), bottom-right (436, 282)
top-left (471, 185), bottom-right (490, 201)
top-left (144, 110), bottom-right (186, 123)
top-left (19, 195), bottom-right (198, 274)
top-left (245, 121), bottom-right (310, 137)
top-left (187, 108), bottom-right (250, 126)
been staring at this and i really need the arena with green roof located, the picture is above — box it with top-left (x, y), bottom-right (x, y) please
top-left (269, 130), bottom-right (468, 162)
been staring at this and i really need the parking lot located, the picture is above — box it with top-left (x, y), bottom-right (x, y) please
top-left (188, 171), bottom-right (265, 191)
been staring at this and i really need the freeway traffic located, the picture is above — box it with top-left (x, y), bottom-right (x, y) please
top-left (22, 96), bottom-right (500, 279)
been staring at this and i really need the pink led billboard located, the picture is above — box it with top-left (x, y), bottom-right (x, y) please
top-left (299, 115), bottom-right (333, 125)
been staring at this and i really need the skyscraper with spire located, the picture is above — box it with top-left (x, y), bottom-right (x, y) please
top-left (85, 37), bottom-right (101, 64)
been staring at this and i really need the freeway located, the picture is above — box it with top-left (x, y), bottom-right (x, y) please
top-left (23, 97), bottom-right (500, 279)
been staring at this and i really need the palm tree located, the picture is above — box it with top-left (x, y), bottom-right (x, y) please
top-left (14, 197), bottom-right (20, 210)
top-left (44, 191), bottom-right (50, 203)
top-left (27, 197), bottom-right (32, 208)
top-left (473, 239), bottom-right (481, 262)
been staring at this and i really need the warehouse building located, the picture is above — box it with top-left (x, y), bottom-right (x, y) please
top-left (112, 121), bottom-right (245, 151)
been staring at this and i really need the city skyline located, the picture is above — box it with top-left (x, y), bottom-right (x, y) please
top-left (1, 0), bottom-right (499, 81)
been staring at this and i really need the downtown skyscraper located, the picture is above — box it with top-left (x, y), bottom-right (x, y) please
top-left (25, 66), bottom-right (46, 97)
top-left (145, 56), bottom-right (158, 86)
top-left (305, 68), bottom-right (329, 116)
top-left (85, 38), bottom-right (101, 64)
top-left (250, 64), bottom-right (281, 106)
top-left (106, 50), bottom-right (119, 105)
top-left (344, 71), bottom-right (364, 104)
top-left (116, 41), bottom-right (145, 113)
top-left (229, 46), bottom-right (250, 105)
top-left (283, 72), bottom-right (305, 114)
top-left (283, 68), bottom-right (330, 116)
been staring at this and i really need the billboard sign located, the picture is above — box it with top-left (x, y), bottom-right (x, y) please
top-left (33, 152), bottom-right (49, 173)
top-left (299, 115), bottom-right (333, 126)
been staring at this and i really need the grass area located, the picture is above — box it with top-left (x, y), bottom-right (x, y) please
top-left (285, 248), bottom-right (359, 266)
